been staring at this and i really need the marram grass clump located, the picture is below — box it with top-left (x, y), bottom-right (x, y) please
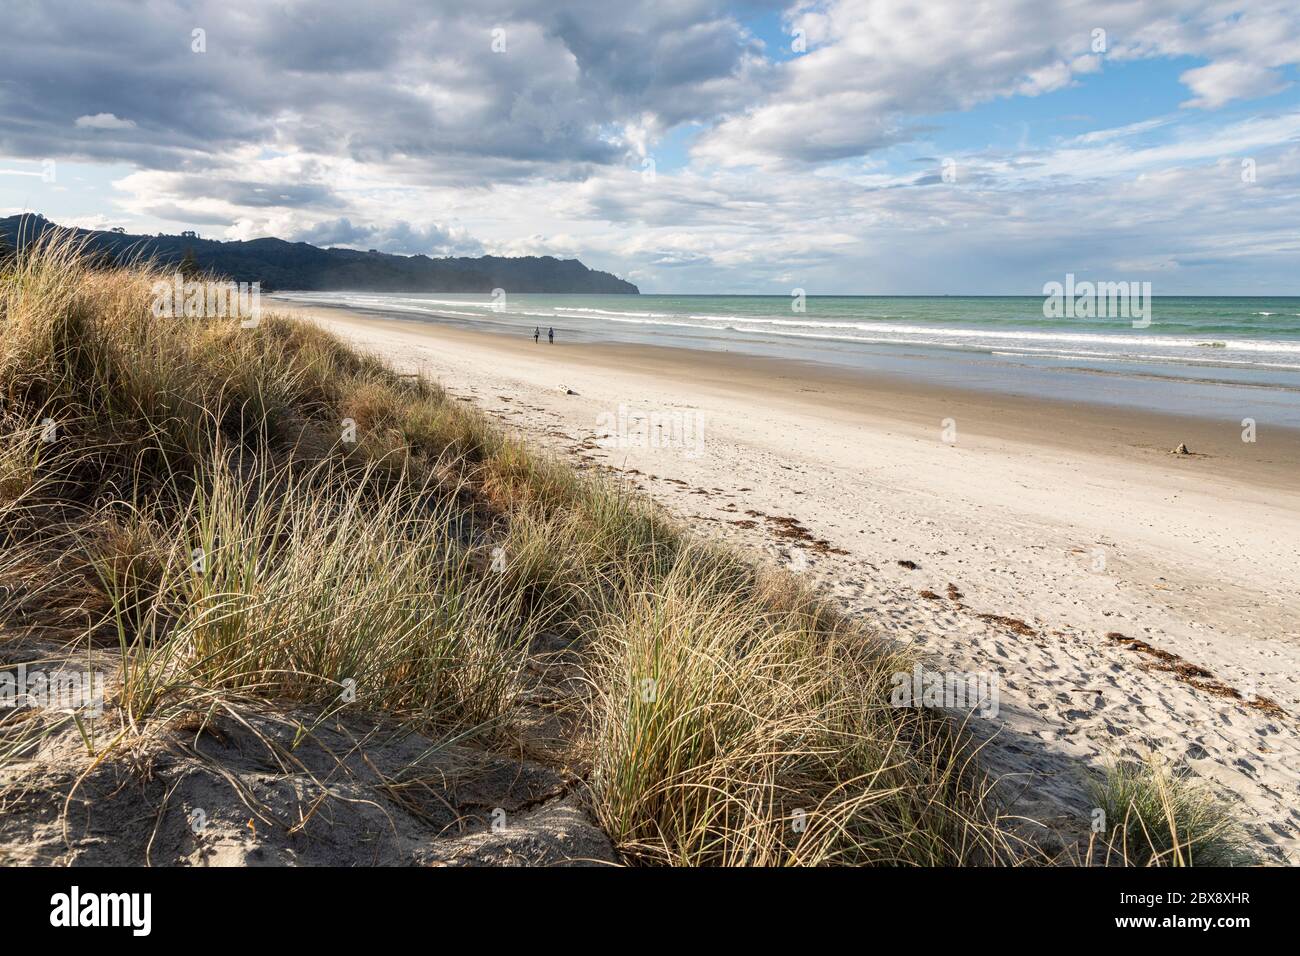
top-left (0, 233), bottom-right (1017, 864)
top-left (1088, 754), bottom-right (1256, 867)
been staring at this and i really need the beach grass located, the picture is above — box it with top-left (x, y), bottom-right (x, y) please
top-left (0, 233), bottom-right (1042, 865)
top-left (1087, 754), bottom-right (1256, 867)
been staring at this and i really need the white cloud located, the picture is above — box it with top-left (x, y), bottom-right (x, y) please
top-left (695, 0), bottom-right (1300, 168)
top-left (1180, 61), bottom-right (1291, 109)
top-left (74, 113), bottom-right (136, 130)
top-left (60, 213), bottom-right (124, 230)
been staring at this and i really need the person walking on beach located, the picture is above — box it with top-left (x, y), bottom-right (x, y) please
top-left (548, 327), bottom-right (554, 344)
top-left (533, 326), bottom-right (539, 343)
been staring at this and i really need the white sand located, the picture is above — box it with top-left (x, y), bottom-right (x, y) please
top-left (288, 303), bottom-right (1300, 862)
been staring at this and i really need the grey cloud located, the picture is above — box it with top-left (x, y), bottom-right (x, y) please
top-left (0, 0), bottom-right (766, 179)
top-left (546, 7), bottom-right (775, 127)
top-left (293, 217), bottom-right (485, 256)
top-left (133, 203), bottom-right (244, 226)
top-left (184, 180), bottom-right (341, 209)
top-left (649, 250), bottom-right (714, 266)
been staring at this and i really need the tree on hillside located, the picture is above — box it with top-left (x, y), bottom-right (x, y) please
top-left (179, 246), bottom-right (200, 278)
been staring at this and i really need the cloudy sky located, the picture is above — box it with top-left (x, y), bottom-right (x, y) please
top-left (2, 0), bottom-right (1299, 293)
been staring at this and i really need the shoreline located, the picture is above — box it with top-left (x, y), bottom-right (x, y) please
top-left (278, 299), bottom-right (1300, 862)
top-left (271, 298), bottom-right (1300, 493)
top-left (267, 291), bottom-right (1300, 432)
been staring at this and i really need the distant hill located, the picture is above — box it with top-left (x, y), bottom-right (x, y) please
top-left (0, 214), bottom-right (639, 294)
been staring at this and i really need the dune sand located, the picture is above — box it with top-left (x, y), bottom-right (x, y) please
top-left (282, 301), bottom-right (1300, 862)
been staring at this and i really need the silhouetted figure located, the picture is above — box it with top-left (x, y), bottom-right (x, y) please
top-left (548, 327), bottom-right (554, 344)
top-left (533, 327), bottom-right (539, 343)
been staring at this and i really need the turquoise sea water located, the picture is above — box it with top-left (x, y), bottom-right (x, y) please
top-left (274, 292), bottom-right (1300, 427)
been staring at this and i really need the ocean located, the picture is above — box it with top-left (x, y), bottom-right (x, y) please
top-left (272, 292), bottom-right (1300, 428)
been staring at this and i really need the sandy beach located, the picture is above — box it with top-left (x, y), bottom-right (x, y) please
top-left (280, 300), bottom-right (1300, 862)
